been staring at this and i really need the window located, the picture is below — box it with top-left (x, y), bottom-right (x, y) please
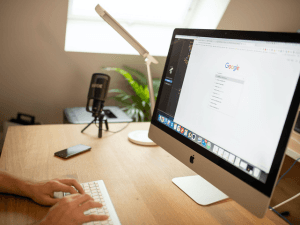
top-left (65, 0), bottom-right (230, 56)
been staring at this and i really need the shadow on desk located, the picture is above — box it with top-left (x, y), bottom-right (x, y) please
top-left (0, 193), bottom-right (49, 225)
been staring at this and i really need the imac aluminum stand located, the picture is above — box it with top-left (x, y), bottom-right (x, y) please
top-left (172, 175), bottom-right (228, 205)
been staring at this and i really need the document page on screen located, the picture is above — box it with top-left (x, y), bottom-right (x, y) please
top-left (173, 38), bottom-right (300, 174)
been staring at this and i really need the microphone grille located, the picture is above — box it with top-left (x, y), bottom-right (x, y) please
top-left (88, 73), bottom-right (111, 101)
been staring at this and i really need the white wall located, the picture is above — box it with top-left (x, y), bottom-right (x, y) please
top-left (217, 0), bottom-right (300, 32)
top-left (0, 0), bottom-right (166, 130)
top-left (1, 0), bottom-right (300, 133)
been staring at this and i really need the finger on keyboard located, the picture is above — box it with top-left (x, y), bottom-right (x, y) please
top-left (53, 191), bottom-right (64, 199)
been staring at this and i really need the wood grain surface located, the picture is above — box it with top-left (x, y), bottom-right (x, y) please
top-left (0, 123), bottom-right (287, 225)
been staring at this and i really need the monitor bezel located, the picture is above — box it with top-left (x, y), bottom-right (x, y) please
top-left (151, 29), bottom-right (300, 197)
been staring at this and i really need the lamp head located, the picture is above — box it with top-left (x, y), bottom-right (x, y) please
top-left (95, 4), bottom-right (158, 65)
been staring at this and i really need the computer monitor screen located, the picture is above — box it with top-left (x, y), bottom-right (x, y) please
top-left (149, 29), bottom-right (300, 218)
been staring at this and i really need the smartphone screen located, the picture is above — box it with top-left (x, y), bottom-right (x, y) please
top-left (54, 144), bottom-right (91, 159)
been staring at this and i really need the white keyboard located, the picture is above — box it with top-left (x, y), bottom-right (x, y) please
top-left (61, 180), bottom-right (121, 225)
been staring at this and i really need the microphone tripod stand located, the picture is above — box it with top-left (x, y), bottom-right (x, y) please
top-left (81, 106), bottom-right (109, 138)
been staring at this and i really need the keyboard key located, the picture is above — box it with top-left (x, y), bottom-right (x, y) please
top-left (64, 180), bottom-right (120, 225)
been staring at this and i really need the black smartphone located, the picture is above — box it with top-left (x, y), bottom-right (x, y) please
top-left (54, 144), bottom-right (91, 159)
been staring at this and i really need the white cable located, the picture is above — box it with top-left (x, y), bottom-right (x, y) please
top-left (291, 136), bottom-right (300, 144)
top-left (271, 192), bottom-right (300, 210)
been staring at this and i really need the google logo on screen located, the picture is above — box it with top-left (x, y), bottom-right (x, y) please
top-left (225, 62), bottom-right (240, 71)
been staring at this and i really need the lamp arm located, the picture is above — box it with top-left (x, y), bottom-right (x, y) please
top-left (145, 57), bottom-right (155, 117)
top-left (95, 4), bottom-right (158, 119)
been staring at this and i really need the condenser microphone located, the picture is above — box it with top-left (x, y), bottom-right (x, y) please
top-left (86, 73), bottom-right (110, 117)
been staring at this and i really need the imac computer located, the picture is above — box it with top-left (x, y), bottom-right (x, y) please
top-left (149, 29), bottom-right (300, 218)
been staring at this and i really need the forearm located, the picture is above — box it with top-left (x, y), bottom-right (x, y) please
top-left (0, 169), bottom-right (33, 198)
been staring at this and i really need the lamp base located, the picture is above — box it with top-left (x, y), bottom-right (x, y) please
top-left (128, 130), bottom-right (157, 146)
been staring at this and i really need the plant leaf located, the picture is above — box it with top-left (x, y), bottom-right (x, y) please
top-left (105, 67), bottom-right (149, 102)
top-left (104, 66), bottom-right (159, 122)
top-left (109, 88), bottom-right (128, 94)
top-left (138, 109), bottom-right (145, 122)
top-left (153, 79), bottom-right (161, 98)
top-left (123, 66), bottom-right (147, 86)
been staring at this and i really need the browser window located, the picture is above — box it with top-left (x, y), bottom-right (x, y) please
top-left (156, 35), bottom-right (300, 183)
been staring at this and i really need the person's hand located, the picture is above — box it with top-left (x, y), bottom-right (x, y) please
top-left (39, 193), bottom-right (109, 225)
top-left (28, 178), bottom-right (85, 206)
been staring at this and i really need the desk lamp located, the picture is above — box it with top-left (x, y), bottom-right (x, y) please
top-left (95, 4), bottom-right (158, 146)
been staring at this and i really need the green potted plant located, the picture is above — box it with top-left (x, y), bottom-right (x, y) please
top-left (104, 66), bottom-right (161, 122)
